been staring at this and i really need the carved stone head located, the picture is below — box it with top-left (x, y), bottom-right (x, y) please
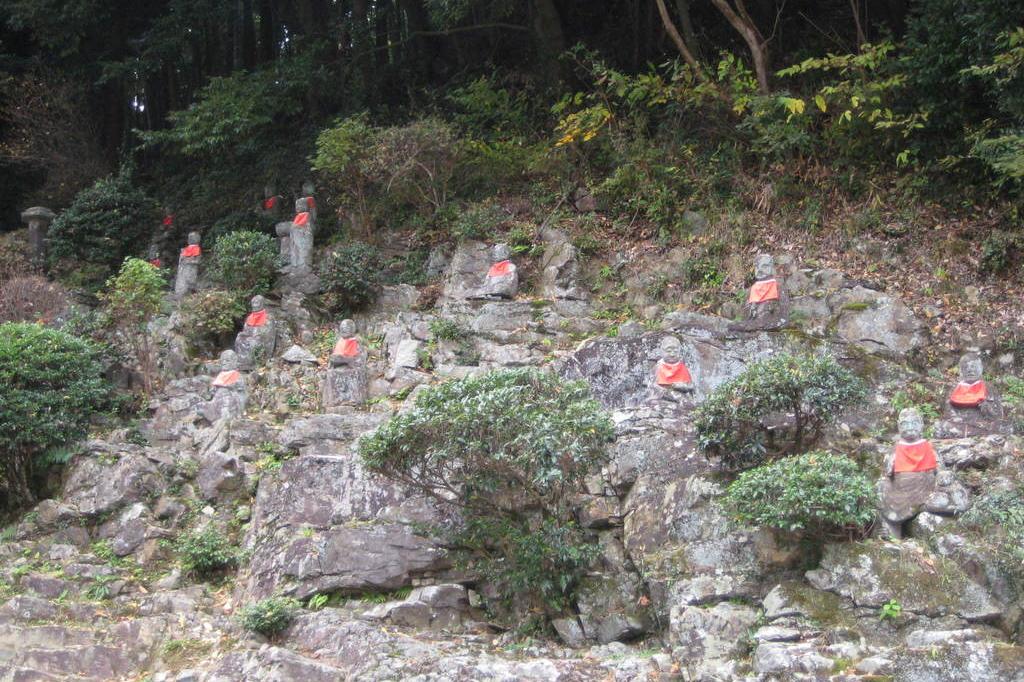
top-left (250, 295), bottom-right (266, 312)
top-left (754, 253), bottom-right (775, 281)
top-left (898, 407), bottom-right (924, 442)
top-left (492, 243), bottom-right (512, 262)
top-left (959, 353), bottom-right (983, 384)
top-left (295, 197), bottom-right (309, 214)
top-left (219, 349), bottom-right (239, 371)
top-left (302, 180), bottom-right (316, 196)
top-left (187, 231), bottom-right (201, 246)
top-left (275, 221), bottom-right (292, 238)
top-left (264, 184), bottom-right (276, 199)
top-left (147, 244), bottom-right (160, 259)
top-left (659, 336), bottom-right (683, 364)
top-left (338, 319), bottom-right (356, 337)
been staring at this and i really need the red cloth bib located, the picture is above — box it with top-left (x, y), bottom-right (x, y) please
top-left (212, 370), bottom-right (240, 387)
top-left (949, 380), bottom-right (987, 408)
top-left (656, 360), bottom-right (692, 386)
top-left (333, 337), bottom-right (360, 358)
top-left (245, 310), bottom-right (268, 327)
top-left (306, 196), bottom-right (316, 209)
top-left (162, 214), bottom-right (174, 227)
top-left (748, 278), bottom-right (779, 304)
top-left (181, 244), bottom-right (201, 258)
top-left (293, 212), bottom-right (310, 228)
top-left (488, 260), bottom-right (514, 277)
top-left (148, 258), bottom-right (161, 268)
top-left (263, 196), bottom-right (278, 210)
top-left (893, 440), bottom-right (938, 473)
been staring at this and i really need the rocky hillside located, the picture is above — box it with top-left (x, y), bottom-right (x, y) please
top-left (2, 223), bottom-right (1023, 682)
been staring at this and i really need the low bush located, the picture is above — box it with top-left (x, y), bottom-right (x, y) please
top-left (694, 352), bottom-right (866, 471)
top-left (360, 369), bottom-right (613, 614)
top-left (446, 200), bottom-right (509, 242)
top-left (207, 211), bottom-right (278, 248)
top-left (237, 596), bottom-right (299, 637)
top-left (0, 322), bottom-right (111, 511)
top-left (0, 275), bottom-right (70, 324)
top-left (176, 526), bottom-right (238, 578)
top-left (318, 242), bottom-right (381, 314)
top-left (720, 452), bottom-right (876, 539)
top-left (208, 230), bottom-right (280, 298)
top-left (47, 172), bottom-right (156, 286)
top-left (178, 290), bottom-right (247, 355)
top-left (99, 258), bottom-right (167, 394)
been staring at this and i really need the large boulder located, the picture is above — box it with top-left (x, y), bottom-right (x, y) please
top-left (830, 286), bottom-right (926, 356)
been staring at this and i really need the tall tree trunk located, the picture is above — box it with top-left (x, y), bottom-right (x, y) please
top-left (654, 0), bottom-right (707, 81)
top-left (710, 0), bottom-right (770, 93)
top-left (672, 0), bottom-right (700, 60)
top-left (531, 0), bottom-right (566, 85)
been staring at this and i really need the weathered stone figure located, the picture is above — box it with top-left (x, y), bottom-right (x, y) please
top-left (289, 198), bottom-right (315, 273)
top-left (731, 253), bottom-right (787, 331)
top-left (949, 353), bottom-right (992, 412)
top-left (21, 206), bottom-right (55, 266)
top-left (261, 185), bottom-right (282, 213)
top-left (323, 318), bottom-right (368, 407)
top-left (174, 231), bottom-right (202, 298)
top-left (275, 221), bottom-right (293, 266)
top-left (204, 350), bottom-right (248, 423)
top-left (147, 244), bottom-right (162, 268)
top-left (234, 295), bottom-right (276, 368)
top-left (477, 244), bottom-right (518, 299)
top-left (879, 408), bottom-right (938, 539)
top-left (653, 336), bottom-right (694, 395)
top-left (302, 180), bottom-right (317, 223)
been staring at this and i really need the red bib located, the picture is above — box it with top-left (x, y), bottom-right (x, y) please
top-left (893, 440), bottom-right (938, 473)
top-left (333, 337), bottom-right (360, 358)
top-left (306, 196), bottom-right (316, 209)
top-left (949, 380), bottom-right (987, 408)
top-left (162, 215), bottom-right (174, 227)
top-left (263, 196), bottom-right (278, 210)
top-left (748, 279), bottom-right (779, 304)
top-left (488, 260), bottom-right (514, 277)
top-left (148, 258), bottom-right (161, 268)
top-left (212, 370), bottom-right (240, 387)
top-left (656, 360), bottom-right (692, 386)
top-left (293, 212), bottom-right (310, 228)
top-left (181, 244), bottom-right (201, 258)
top-left (245, 310), bottom-right (268, 327)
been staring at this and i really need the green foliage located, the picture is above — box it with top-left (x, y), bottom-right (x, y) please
top-left (429, 318), bottom-right (469, 341)
top-left (979, 230), bottom-right (1020, 274)
top-left (47, 173), bottom-right (156, 285)
top-left (176, 526), bottom-right (238, 578)
top-left (207, 211), bottom-right (279, 249)
top-left (0, 322), bottom-right (111, 510)
top-left (311, 114), bottom-right (377, 230)
top-left (237, 596), bottom-right (299, 637)
top-left (961, 485), bottom-right (1024, 591)
top-left (694, 353), bottom-right (866, 470)
top-left (890, 384), bottom-right (942, 427)
top-left (879, 598), bottom-right (903, 621)
top-left (447, 200), bottom-right (508, 241)
top-left (318, 242), bottom-right (382, 314)
top-left (99, 258), bottom-right (167, 393)
top-left (721, 452), bottom-right (876, 538)
top-left (178, 290), bottom-right (246, 355)
top-left (360, 369), bottom-right (613, 612)
top-left (208, 230), bottom-right (279, 299)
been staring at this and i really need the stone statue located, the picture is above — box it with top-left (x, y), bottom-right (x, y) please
top-left (289, 198), bottom-right (315, 273)
top-left (879, 408), bottom-right (939, 539)
top-left (261, 185), bottom-right (282, 213)
top-left (731, 253), bottom-right (787, 331)
top-left (653, 336), bottom-right (694, 395)
top-left (323, 318), bottom-right (368, 407)
top-left (475, 244), bottom-right (518, 299)
top-left (275, 221), bottom-right (293, 266)
top-left (204, 350), bottom-right (248, 423)
top-left (234, 295), bottom-right (277, 368)
top-left (934, 351), bottom-right (1004, 438)
top-left (147, 244), bottom-right (162, 269)
top-left (949, 353), bottom-right (989, 410)
top-left (301, 180), bottom-right (317, 223)
top-left (20, 206), bottom-right (55, 266)
top-left (173, 232), bottom-right (202, 298)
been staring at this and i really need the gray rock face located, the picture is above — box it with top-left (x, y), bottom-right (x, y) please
top-left (281, 344), bottom-right (317, 364)
top-left (362, 584), bottom-right (474, 631)
top-left (322, 365), bottom-right (369, 407)
top-left (670, 602), bottom-right (760, 663)
top-left (832, 286), bottom-right (926, 355)
top-left (59, 450), bottom-right (163, 518)
top-left (540, 234), bottom-right (587, 300)
top-left (442, 240), bottom-right (492, 301)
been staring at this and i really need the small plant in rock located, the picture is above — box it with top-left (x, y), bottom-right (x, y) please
top-left (208, 230), bottom-right (280, 299)
top-left (721, 452), bottom-right (876, 540)
top-left (318, 242), bottom-right (381, 314)
top-left (694, 352), bottom-right (866, 471)
top-left (879, 598), bottom-right (902, 621)
top-left (360, 369), bottom-right (613, 616)
top-left (176, 526), bottom-right (238, 578)
top-left (238, 596), bottom-right (299, 637)
top-left (429, 317), bottom-right (469, 341)
top-left (178, 289), bottom-right (247, 355)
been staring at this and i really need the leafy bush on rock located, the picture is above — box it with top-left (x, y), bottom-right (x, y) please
top-left (176, 526), bottom-right (238, 578)
top-left (694, 352), bottom-right (865, 471)
top-left (318, 242), bottom-right (381, 314)
top-left (178, 289), bottom-right (247, 356)
top-left (237, 596), bottom-right (299, 637)
top-left (208, 230), bottom-right (280, 298)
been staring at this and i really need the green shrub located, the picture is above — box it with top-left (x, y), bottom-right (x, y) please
top-left (318, 242), bottom-right (381, 314)
top-left (99, 258), bottom-right (167, 394)
top-left (980, 230), bottom-right (1020, 275)
top-left (360, 369), bottom-right (613, 613)
top-left (447, 200), bottom-right (508, 241)
top-left (961, 485), bottom-right (1024, 592)
top-left (721, 452), bottom-right (876, 539)
top-left (208, 230), bottom-right (280, 298)
top-left (207, 211), bottom-right (278, 248)
top-left (312, 114), bottom-right (377, 233)
top-left (237, 596), bottom-right (299, 637)
top-left (0, 322), bottom-right (111, 510)
top-left (694, 353), bottom-right (866, 471)
top-left (47, 173), bottom-right (156, 286)
top-left (176, 526), bottom-right (238, 578)
top-left (178, 290), bottom-right (247, 355)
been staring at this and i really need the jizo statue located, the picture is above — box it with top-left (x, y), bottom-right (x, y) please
top-left (289, 197), bottom-right (315, 273)
top-left (323, 318), bottom-right (368, 407)
top-left (731, 252), bottom-right (788, 331)
top-left (234, 295), bottom-right (276, 368)
top-left (205, 349), bottom-right (248, 423)
top-left (478, 243), bottom-right (518, 299)
top-left (173, 232), bottom-right (202, 298)
top-left (329, 318), bottom-right (361, 367)
top-left (949, 353), bottom-right (987, 408)
top-left (654, 336), bottom-right (694, 394)
top-left (879, 407), bottom-right (939, 538)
